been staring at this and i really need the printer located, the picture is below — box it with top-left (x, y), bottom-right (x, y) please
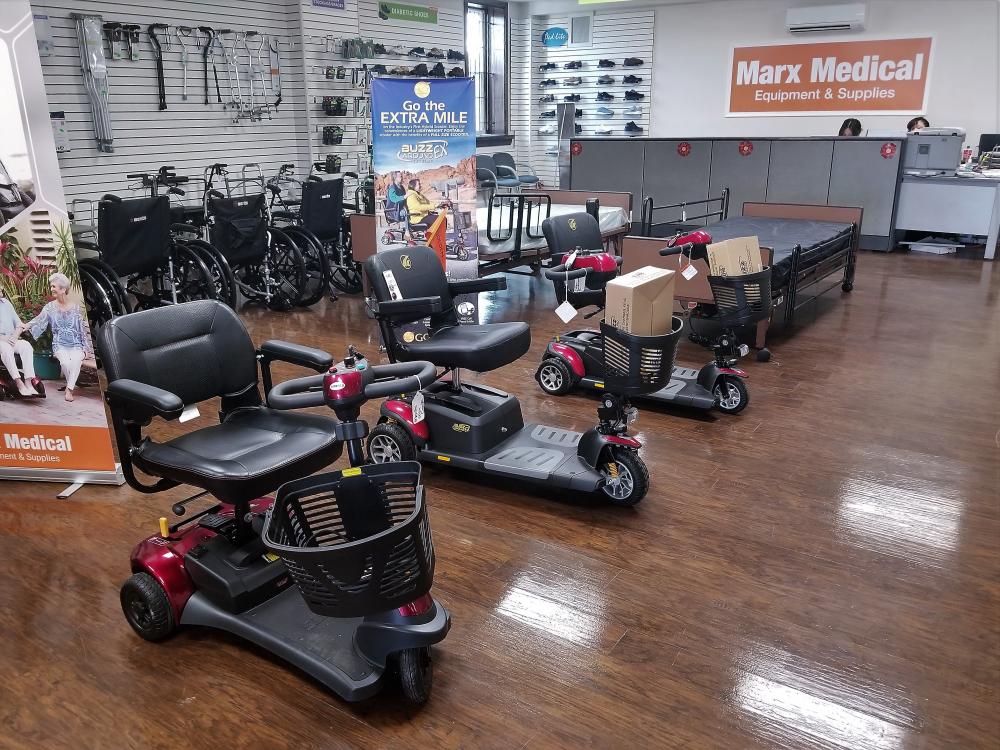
top-left (903, 127), bottom-right (966, 176)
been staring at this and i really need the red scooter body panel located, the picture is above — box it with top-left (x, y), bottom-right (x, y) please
top-left (549, 342), bottom-right (585, 377)
top-left (718, 367), bottom-right (748, 378)
top-left (603, 434), bottom-right (641, 449)
top-left (670, 229), bottom-right (712, 246)
top-left (384, 399), bottom-right (430, 441)
top-left (560, 251), bottom-right (618, 274)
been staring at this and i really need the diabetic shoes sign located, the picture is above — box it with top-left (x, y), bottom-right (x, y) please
top-left (728, 38), bottom-right (932, 115)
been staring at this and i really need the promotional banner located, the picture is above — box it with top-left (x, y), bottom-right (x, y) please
top-left (728, 37), bottom-right (932, 115)
top-left (378, 2), bottom-right (438, 24)
top-left (1, 5), bottom-right (119, 483)
top-left (371, 77), bottom-right (479, 324)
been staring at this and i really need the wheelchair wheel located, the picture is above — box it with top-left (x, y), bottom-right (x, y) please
top-left (181, 238), bottom-right (238, 310)
top-left (266, 228), bottom-right (307, 310)
top-left (170, 244), bottom-right (218, 304)
top-left (328, 241), bottom-right (363, 294)
top-left (78, 257), bottom-right (129, 315)
top-left (79, 265), bottom-right (118, 353)
top-left (282, 226), bottom-right (331, 307)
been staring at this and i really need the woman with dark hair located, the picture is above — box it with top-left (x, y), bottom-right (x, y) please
top-left (907, 116), bottom-right (930, 132)
top-left (839, 118), bottom-right (862, 136)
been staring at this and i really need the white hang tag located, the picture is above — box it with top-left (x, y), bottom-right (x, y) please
top-left (555, 300), bottom-right (578, 323)
top-left (681, 263), bottom-right (698, 280)
top-left (570, 274), bottom-right (587, 292)
top-left (565, 250), bottom-right (578, 268)
top-left (411, 391), bottom-right (425, 423)
top-left (382, 270), bottom-right (402, 300)
top-left (179, 405), bottom-right (201, 423)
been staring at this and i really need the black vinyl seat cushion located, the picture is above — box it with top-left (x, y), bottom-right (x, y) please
top-left (402, 322), bottom-right (530, 372)
top-left (134, 408), bottom-right (341, 504)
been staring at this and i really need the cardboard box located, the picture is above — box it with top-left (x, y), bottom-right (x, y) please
top-left (706, 236), bottom-right (763, 276)
top-left (604, 266), bottom-right (676, 336)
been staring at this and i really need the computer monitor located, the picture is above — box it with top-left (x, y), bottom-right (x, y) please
top-left (979, 134), bottom-right (1000, 155)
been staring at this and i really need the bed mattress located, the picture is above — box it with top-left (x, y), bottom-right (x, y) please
top-left (701, 216), bottom-right (853, 289)
top-left (477, 203), bottom-right (629, 259)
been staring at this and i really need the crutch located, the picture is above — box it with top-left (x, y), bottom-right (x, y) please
top-left (176, 26), bottom-right (193, 101)
top-left (74, 14), bottom-right (114, 152)
top-left (148, 23), bottom-right (169, 110)
top-left (219, 29), bottom-right (241, 116)
top-left (246, 31), bottom-right (270, 120)
top-left (239, 31), bottom-right (256, 120)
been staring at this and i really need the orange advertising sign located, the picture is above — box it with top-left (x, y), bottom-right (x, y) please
top-left (728, 37), bottom-right (932, 115)
top-left (1, 426), bottom-right (116, 472)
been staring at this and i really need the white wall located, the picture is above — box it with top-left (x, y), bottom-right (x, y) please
top-left (650, 0), bottom-right (999, 142)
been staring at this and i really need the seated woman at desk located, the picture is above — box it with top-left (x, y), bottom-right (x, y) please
top-left (405, 178), bottom-right (439, 230)
top-left (907, 116), bottom-right (930, 133)
top-left (839, 118), bottom-right (862, 136)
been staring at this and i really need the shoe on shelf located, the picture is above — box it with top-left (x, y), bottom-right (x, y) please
top-left (598, 59), bottom-right (616, 68)
top-left (448, 49), bottom-right (465, 61)
top-left (575, 123), bottom-right (582, 134)
top-left (597, 75), bottom-right (615, 85)
top-left (538, 124), bottom-right (556, 134)
top-left (388, 45), bottom-right (408, 55)
top-left (427, 48), bottom-right (445, 58)
top-left (597, 91), bottom-right (614, 101)
top-left (575, 109), bottom-right (584, 117)
top-left (408, 47), bottom-right (426, 57)
top-left (564, 76), bottom-right (582, 86)
top-left (623, 74), bottom-right (643, 84)
top-left (539, 62), bottom-right (557, 71)
top-left (625, 90), bottom-right (645, 100)
top-left (625, 121), bottom-right (644, 134)
top-left (539, 93), bottom-right (555, 103)
top-left (564, 60), bottom-right (583, 69)
top-left (595, 126), bottom-right (613, 135)
top-left (595, 106), bottom-right (614, 118)
top-left (624, 105), bottom-right (642, 116)
top-left (564, 94), bottom-right (581, 102)
top-left (545, 147), bottom-right (559, 155)
top-left (390, 66), bottom-right (410, 75)
top-left (447, 66), bottom-right (465, 77)
top-left (624, 57), bottom-right (644, 66)
top-left (373, 43), bottom-right (386, 54)
top-left (429, 62), bottom-right (445, 77)
top-left (540, 109), bottom-right (556, 118)
top-left (371, 64), bottom-right (388, 74)
top-left (540, 79), bottom-right (558, 87)
top-left (410, 63), bottom-right (428, 76)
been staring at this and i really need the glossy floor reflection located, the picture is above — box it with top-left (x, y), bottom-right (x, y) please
top-left (1, 251), bottom-right (998, 749)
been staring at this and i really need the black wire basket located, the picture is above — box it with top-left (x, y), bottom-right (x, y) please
top-left (262, 461), bottom-right (435, 618)
top-left (706, 267), bottom-right (773, 328)
top-left (600, 316), bottom-right (683, 397)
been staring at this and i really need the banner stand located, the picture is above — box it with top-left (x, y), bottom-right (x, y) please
top-left (2, 465), bottom-right (125, 498)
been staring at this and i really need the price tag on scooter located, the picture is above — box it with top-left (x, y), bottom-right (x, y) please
top-left (681, 263), bottom-right (698, 280)
top-left (411, 391), bottom-right (425, 423)
top-left (555, 300), bottom-right (578, 323)
top-left (738, 344), bottom-right (750, 357)
top-left (382, 270), bottom-right (402, 301)
top-left (179, 404), bottom-right (201, 423)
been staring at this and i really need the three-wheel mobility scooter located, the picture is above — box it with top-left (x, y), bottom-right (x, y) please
top-left (535, 213), bottom-right (755, 415)
top-left (362, 246), bottom-right (681, 506)
top-left (100, 300), bottom-right (449, 704)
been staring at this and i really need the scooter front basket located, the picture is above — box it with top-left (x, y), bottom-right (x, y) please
top-left (262, 461), bottom-right (435, 618)
top-left (706, 267), bottom-right (772, 328)
top-left (600, 316), bottom-right (683, 397)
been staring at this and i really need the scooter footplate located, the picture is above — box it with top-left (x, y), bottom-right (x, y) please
top-left (484, 446), bottom-right (565, 478)
top-left (529, 424), bottom-right (583, 447)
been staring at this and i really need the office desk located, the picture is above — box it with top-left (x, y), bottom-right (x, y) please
top-left (896, 175), bottom-right (1000, 260)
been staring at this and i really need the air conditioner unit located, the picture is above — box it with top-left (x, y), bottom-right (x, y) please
top-left (786, 3), bottom-right (866, 33)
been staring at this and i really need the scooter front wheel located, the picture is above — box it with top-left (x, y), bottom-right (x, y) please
top-left (714, 377), bottom-right (749, 414)
top-left (598, 447), bottom-right (649, 507)
top-left (398, 647), bottom-right (433, 704)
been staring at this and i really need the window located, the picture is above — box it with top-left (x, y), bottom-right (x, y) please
top-left (466, 2), bottom-right (507, 135)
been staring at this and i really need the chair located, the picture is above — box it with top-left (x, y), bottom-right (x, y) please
top-left (542, 212), bottom-right (622, 311)
top-left (493, 152), bottom-right (539, 188)
top-left (364, 246), bottom-right (530, 373)
top-left (475, 154), bottom-right (521, 196)
top-left (99, 299), bottom-right (342, 539)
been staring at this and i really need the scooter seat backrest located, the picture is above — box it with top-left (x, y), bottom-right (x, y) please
top-left (98, 195), bottom-right (172, 276)
top-left (300, 177), bottom-right (343, 241)
top-left (542, 211), bottom-right (604, 258)
top-left (99, 299), bottom-right (259, 421)
top-left (365, 246), bottom-right (457, 329)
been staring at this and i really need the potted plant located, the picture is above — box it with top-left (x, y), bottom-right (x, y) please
top-left (0, 232), bottom-right (65, 379)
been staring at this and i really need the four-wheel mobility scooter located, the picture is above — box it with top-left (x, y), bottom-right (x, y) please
top-left (362, 246), bottom-right (681, 506)
top-left (535, 213), bottom-right (753, 415)
top-left (100, 300), bottom-right (448, 704)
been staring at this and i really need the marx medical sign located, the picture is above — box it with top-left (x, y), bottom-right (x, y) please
top-left (728, 37), bottom-right (932, 115)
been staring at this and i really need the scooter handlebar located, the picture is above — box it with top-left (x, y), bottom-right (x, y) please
top-left (268, 361), bottom-right (437, 411)
top-left (544, 264), bottom-right (588, 281)
top-left (658, 242), bottom-right (694, 258)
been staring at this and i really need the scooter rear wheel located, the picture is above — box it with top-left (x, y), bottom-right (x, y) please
top-left (535, 357), bottom-right (575, 396)
top-left (598, 447), bottom-right (648, 506)
top-left (367, 421), bottom-right (417, 463)
top-left (398, 647), bottom-right (433, 704)
top-left (120, 572), bottom-right (176, 642)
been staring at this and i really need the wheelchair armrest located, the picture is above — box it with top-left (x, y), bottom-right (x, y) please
top-left (270, 210), bottom-right (299, 222)
top-left (448, 277), bottom-right (506, 295)
top-left (106, 379), bottom-right (184, 421)
top-left (371, 296), bottom-right (444, 318)
top-left (171, 222), bottom-right (201, 235)
top-left (259, 340), bottom-right (334, 372)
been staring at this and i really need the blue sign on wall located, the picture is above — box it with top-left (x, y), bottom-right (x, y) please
top-left (541, 27), bottom-right (568, 47)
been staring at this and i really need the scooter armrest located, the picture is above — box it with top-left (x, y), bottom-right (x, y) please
top-left (371, 296), bottom-right (444, 318)
top-left (447, 277), bottom-right (506, 296)
top-left (259, 340), bottom-right (334, 372)
top-left (106, 379), bottom-right (184, 420)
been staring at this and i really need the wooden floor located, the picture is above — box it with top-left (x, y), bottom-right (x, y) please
top-left (2, 251), bottom-right (998, 749)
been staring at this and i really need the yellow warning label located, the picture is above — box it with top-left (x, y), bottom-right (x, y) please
top-left (342, 467), bottom-right (363, 476)
top-left (436, 455), bottom-right (451, 462)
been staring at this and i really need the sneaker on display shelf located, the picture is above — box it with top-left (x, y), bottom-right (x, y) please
top-left (540, 79), bottom-right (558, 87)
top-left (595, 106), bottom-right (614, 118)
top-left (539, 62), bottom-right (557, 71)
top-left (408, 47), bottom-right (426, 57)
top-left (564, 60), bottom-right (583, 69)
top-left (564, 93), bottom-right (581, 102)
top-left (564, 76), bottom-right (583, 86)
top-left (540, 109), bottom-right (556, 118)
top-left (427, 48), bottom-right (446, 58)
top-left (575, 109), bottom-right (584, 117)
top-left (448, 49), bottom-right (465, 60)
top-left (447, 66), bottom-right (465, 77)
top-left (598, 59), bottom-right (616, 68)
top-left (597, 75), bottom-right (615, 85)
top-left (546, 147), bottom-right (559, 155)
top-left (624, 90), bottom-right (645, 101)
top-left (625, 121), bottom-right (644, 134)
top-left (623, 74), bottom-right (643, 84)
top-left (575, 123), bottom-right (583, 134)
top-left (429, 62), bottom-right (445, 77)
top-left (624, 57), bottom-right (644, 66)
top-left (539, 94), bottom-right (556, 103)
top-left (624, 105), bottom-right (643, 116)
top-left (597, 91), bottom-right (614, 101)
top-left (538, 125), bottom-right (556, 134)
top-left (410, 63), bottom-right (429, 76)
top-left (595, 126), bottom-right (613, 135)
